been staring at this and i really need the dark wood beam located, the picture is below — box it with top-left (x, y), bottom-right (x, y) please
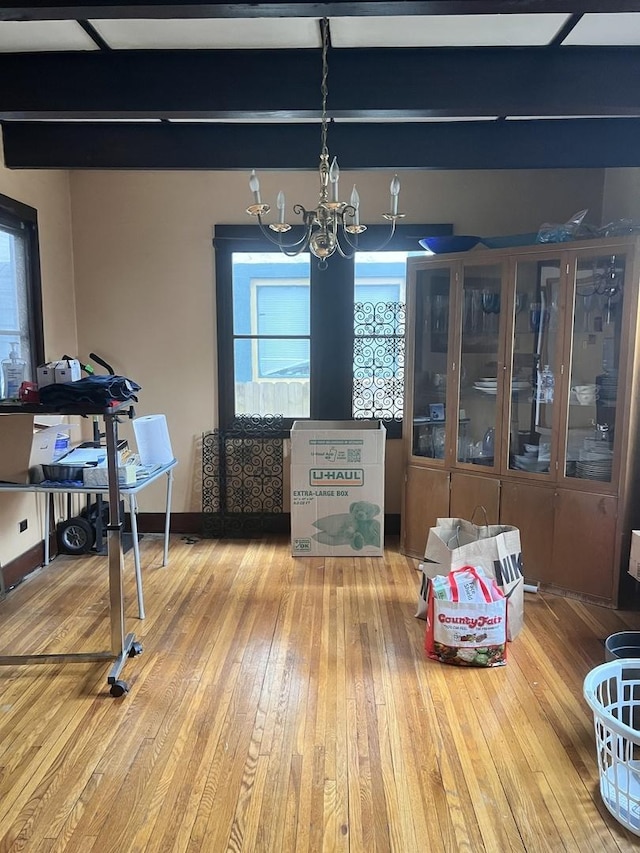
top-left (2, 1), bottom-right (640, 20)
top-left (4, 118), bottom-right (640, 169)
top-left (0, 47), bottom-right (639, 119)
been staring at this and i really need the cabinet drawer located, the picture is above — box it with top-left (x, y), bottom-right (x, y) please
top-left (401, 466), bottom-right (450, 559)
top-left (500, 481), bottom-right (554, 583)
top-left (551, 489), bottom-right (617, 601)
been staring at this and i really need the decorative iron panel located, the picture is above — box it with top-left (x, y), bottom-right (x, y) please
top-left (353, 300), bottom-right (405, 420)
top-left (202, 415), bottom-right (285, 538)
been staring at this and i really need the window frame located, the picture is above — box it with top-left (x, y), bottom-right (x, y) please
top-left (0, 192), bottom-right (45, 384)
top-left (214, 222), bottom-right (452, 438)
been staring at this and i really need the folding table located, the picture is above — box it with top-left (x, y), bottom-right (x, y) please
top-left (0, 401), bottom-right (150, 696)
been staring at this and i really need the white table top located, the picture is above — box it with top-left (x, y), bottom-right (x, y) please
top-left (0, 458), bottom-right (177, 495)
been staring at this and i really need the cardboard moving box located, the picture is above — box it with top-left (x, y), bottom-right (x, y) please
top-left (0, 416), bottom-right (73, 483)
top-left (290, 420), bottom-right (386, 557)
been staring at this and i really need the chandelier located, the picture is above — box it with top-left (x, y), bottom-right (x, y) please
top-left (246, 18), bottom-right (404, 266)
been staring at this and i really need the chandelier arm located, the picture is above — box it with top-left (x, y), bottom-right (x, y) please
top-left (280, 245), bottom-right (312, 258)
top-left (334, 238), bottom-right (355, 260)
top-left (370, 218), bottom-right (399, 252)
top-left (293, 203), bottom-right (316, 226)
top-left (256, 215), bottom-right (313, 251)
top-left (338, 228), bottom-right (362, 254)
top-left (339, 218), bottom-right (398, 254)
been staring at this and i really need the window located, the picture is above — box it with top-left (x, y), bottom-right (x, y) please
top-left (0, 193), bottom-right (44, 387)
top-left (214, 224), bottom-right (451, 437)
top-left (232, 254), bottom-right (311, 417)
top-left (353, 252), bottom-right (407, 423)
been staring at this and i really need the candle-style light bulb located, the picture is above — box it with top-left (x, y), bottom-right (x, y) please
top-left (390, 174), bottom-right (400, 215)
top-left (249, 169), bottom-right (262, 204)
top-left (350, 184), bottom-right (360, 226)
top-left (329, 157), bottom-right (340, 202)
top-left (276, 190), bottom-right (286, 224)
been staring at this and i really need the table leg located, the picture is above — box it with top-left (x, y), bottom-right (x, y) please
top-left (44, 493), bottom-right (50, 566)
top-left (163, 469), bottom-right (174, 567)
top-left (105, 415), bottom-right (126, 659)
top-left (129, 494), bottom-right (145, 620)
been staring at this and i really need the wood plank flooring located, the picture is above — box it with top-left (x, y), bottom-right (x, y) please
top-left (1, 534), bottom-right (640, 851)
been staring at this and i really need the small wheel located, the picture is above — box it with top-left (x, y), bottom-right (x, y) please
top-left (57, 516), bottom-right (95, 555)
top-left (110, 680), bottom-right (129, 697)
top-left (128, 642), bottom-right (143, 658)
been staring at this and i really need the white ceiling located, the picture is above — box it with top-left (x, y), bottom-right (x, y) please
top-left (329, 14), bottom-right (570, 48)
top-left (0, 20), bottom-right (97, 51)
top-left (1, 12), bottom-right (640, 54)
top-left (564, 12), bottom-right (640, 45)
top-left (89, 17), bottom-right (320, 50)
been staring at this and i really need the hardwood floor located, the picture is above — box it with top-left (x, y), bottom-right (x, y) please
top-left (1, 534), bottom-right (640, 852)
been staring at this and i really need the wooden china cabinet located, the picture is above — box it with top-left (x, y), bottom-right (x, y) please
top-left (401, 235), bottom-right (640, 606)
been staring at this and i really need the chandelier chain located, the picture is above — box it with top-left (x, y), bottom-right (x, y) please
top-left (320, 18), bottom-right (329, 158)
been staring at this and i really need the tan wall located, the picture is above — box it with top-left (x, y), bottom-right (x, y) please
top-left (69, 167), bottom-right (607, 515)
top-left (2, 147), bottom-right (637, 561)
top-left (0, 130), bottom-right (77, 564)
top-left (602, 169), bottom-right (640, 222)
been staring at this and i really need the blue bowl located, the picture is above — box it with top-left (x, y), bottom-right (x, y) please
top-left (419, 235), bottom-right (481, 254)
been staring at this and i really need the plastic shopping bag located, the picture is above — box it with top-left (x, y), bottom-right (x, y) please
top-left (425, 566), bottom-right (507, 667)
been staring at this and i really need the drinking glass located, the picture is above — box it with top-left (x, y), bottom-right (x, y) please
top-left (529, 302), bottom-right (542, 333)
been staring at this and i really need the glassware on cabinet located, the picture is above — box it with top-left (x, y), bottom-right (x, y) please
top-left (564, 253), bottom-right (624, 482)
top-left (432, 294), bottom-right (448, 333)
top-left (457, 263), bottom-right (502, 466)
top-left (411, 267), bottom-right (451, 459)
top-left (538, 364), bottom-right (555, 403)
top-left (482, 427), bottom-right (495, 457)
top-left (508, 258), bottom-right (561, 474)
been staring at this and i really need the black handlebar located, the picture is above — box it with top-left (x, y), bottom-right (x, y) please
top-left (89, 352), bottom-right (115, 375)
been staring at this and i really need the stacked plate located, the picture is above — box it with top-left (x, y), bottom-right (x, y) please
top-left (473, 378), bottom-right (530, 395)
top-left (596, 372), bottom-right (618, 405)
top-left (474, 377), bottom-right (498, 395)
top-left (576, 454), bottom-right (613, 481)
top-left (513, 455), bottom-right (550, 473)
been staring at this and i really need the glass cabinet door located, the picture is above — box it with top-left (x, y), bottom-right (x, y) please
top-left (456, 263), bottom-right (503, 468)
top-left (507, 257), bottom-right (562, 475)
top-left (563, 251), bottom-right (625, 484)
top-left (410, 266), bottom-right (451, 459)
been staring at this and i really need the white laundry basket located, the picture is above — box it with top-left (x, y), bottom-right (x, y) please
top-left (584, 659), bottom-right (640, 835)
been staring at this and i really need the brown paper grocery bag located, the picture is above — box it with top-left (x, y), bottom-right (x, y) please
top-left (416, 516), bottom-right (524, 640)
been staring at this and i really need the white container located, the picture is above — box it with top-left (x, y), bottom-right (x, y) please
top-left (584, 660), bottom-right (640, 835)
top-left (2, 342), bottom-right (26, 399)
top-left (54, 358), bottom-right (81, 384)
top-left (36, 362), bottom-right (57, 388)
top-left (83, 461), bottom-right (137, 487)
top-left (290, 420), bottom-right (386, 557)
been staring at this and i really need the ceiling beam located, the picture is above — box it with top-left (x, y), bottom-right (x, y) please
top-left (0, 47), bottom-right (639, 119)
top-left (4, 118), bottom-right (640, 169)
top-left (2, 1), bottom-right (640, 20)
